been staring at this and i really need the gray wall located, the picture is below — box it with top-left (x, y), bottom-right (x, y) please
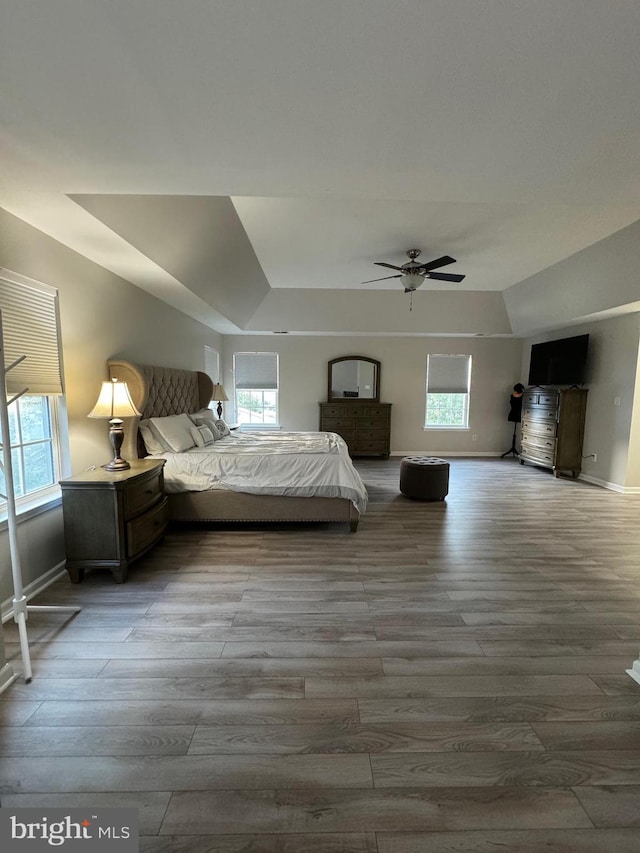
top-left (0, 208), bottom-right (222, 604)
top-left (222, 334), bottom-right (524, 455)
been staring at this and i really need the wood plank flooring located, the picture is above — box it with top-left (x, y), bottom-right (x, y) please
top-left (2, 457), bottom-right (640, 852)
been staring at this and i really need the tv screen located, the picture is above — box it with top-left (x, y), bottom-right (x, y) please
top-left (528, 334), bottom-right (589, 386)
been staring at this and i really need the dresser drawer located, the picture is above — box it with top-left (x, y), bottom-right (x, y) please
top-left (353, 439), bottom-right (389, 453)
top-left (321, 405), bottom-right (348, 417)
top-left (522, 406), bottom-right (557, 423)
top-left (330, 428), bottom-right (356, 443)
top-left (538, 392), bottom-right (559, 406)
top-left (524, 392), bottom-right (559, 406)
top-left (522, 433), bottom-right (556, 453)
top-left (521, 445), bottom-right (555, 466)
top-left (522, 418), bottom-right (557, 438)
top-left (124, 469), bottom-right (163, 518)
top-left (322, 417), bottom-right (355, 430)
top-left (357, 428), bottom-right (387, 441)
top-left (362, 406), bottom-right (390, 420)
top-left (127, 496), bottom-right (168, 558)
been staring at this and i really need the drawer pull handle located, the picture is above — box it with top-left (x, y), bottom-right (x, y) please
top-left (145, 489), bottom-right (154, 495)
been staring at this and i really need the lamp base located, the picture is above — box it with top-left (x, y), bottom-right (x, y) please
top-left (106, 418), bottom-right (130, 471)
top-left (104, 457), bottom-right (131, 471)
top-left (216, 402), bottom-right (223, 418)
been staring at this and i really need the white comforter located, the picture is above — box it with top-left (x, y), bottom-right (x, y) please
top-left (154, 430), bottom-right (368, 513)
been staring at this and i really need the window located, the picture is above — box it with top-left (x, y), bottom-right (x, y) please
top-left (233, 352), bottom-right (278, 426)
top-left (204, 346), bottom-right (220, 383)
top-left (0, 268), bottom-right (65, 520)
top-left (425, 354), bottom-right (471, 429)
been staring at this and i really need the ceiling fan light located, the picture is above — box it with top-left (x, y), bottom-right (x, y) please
top-left (402, 272), bottom-right (424, 290)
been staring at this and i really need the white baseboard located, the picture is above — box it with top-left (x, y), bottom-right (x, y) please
top-left (1, 561), bottom-right (67, 622)
top-left (578, 473), bottom-right (628, 493)
top-left (390, 451), bottom-right (503, 458)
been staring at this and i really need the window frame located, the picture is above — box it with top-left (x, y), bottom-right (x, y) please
top-left (424, 353), bottom-right (472, 430)
top-left (233, 352), bottom-right (280, 428)
top-left (0, 268), bottom-right (68, 525)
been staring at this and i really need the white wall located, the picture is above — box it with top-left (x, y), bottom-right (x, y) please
top-left (0, 208), bottom-right (223, 602)
top-left (222, 334), bottom-right (524, 455)
top-left (520, 313), bottom-right (640, 489)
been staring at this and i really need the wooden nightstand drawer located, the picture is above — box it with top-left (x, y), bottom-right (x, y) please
top-left (127, 496), bottom-right (168, 558)
top-left (124, 469), bottom-right (163, 518)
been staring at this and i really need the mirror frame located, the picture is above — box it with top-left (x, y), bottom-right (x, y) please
top-left (327, 356), bottom-right (381, 402)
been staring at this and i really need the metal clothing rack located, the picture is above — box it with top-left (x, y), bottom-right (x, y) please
top-left (0, 311), bottom-right (80, 682)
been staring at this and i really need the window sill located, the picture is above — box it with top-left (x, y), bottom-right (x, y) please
top-left (237, 424), bottom-right (282, 430)
top-left (423, 426), bottom-right (470, 431)
top-left (0, 485), bottom-right (62, 531)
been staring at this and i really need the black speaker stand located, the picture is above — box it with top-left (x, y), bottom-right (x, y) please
top-left (501, 422), bottom-right (519, 459)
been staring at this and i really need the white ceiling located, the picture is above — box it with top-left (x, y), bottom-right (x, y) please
top-left (1, 0), bottom-right (639, 335)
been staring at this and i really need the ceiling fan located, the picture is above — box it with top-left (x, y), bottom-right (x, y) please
top-left (363, 249), bottom-right (466, 293)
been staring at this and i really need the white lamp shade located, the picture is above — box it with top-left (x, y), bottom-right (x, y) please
top-left (402, 272), bottom-right (425, 290)
top-left (211, 383), bottom-right (229, 402)
top-left (88, 380), bottom-right (141, 419)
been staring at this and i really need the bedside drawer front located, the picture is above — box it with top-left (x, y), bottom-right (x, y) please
top-left (124, 470), bottom-right (163, 518)
top-left (127, 497), bottom-right (168, 557)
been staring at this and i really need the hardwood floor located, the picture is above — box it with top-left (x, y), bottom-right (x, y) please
top-left (2, 457), bottom-right (640, 852)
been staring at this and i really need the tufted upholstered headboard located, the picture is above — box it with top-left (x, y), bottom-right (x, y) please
top-left (106, 360), bottom-right (214, 459)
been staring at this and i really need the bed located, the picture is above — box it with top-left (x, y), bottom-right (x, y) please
top-left (108, 359), bottom-right (365, 531)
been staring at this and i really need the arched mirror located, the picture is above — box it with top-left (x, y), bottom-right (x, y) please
top-left (328, 356), bottom-right (380, 402)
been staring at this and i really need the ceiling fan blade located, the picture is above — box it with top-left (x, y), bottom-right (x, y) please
top-left (419, 255), bottom-right (457, 272)
top-left (374, 262), bottom-right (405, 271)
top-left (427, 272), bottom-right (466, 282)
top-left (362, 274), bottom-right (403, 283)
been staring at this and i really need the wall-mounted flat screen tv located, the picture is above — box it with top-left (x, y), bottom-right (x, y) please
top-left (527, 334), bottom-right (589, 386)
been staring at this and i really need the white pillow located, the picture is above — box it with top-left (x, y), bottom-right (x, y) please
top-left (149, 413), bottom-right (196, 453)
top-left (139, 419), bottom-right (169, 455)
top-left (215, 418), bottom-right (231, 437)
top-left (190, 424), bottom-right (215, 447)
top-left (190, 408), bottom-right (222, 439)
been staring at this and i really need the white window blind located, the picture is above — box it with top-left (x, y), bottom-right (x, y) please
top-left (0, 270), bottom-right (64, 395)
top-left (234, 352), bottom-right (278, 390)
top-left (427, 354), bottom-right (471, 394)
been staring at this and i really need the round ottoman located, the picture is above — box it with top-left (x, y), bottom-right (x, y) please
top-left (400, 456), bottom-right (450, 501)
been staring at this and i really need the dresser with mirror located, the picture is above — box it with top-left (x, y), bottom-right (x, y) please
top-left (319, 356), bottom-right (391, 457)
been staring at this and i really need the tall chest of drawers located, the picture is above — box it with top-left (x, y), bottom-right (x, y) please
top-left (520, 388), bottom-right (588, 478)
top-left (319, 401), bottom-right (391, 457)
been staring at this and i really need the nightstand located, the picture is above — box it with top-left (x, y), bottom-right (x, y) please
top-left (59, 459), bottom-right (168, 584)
